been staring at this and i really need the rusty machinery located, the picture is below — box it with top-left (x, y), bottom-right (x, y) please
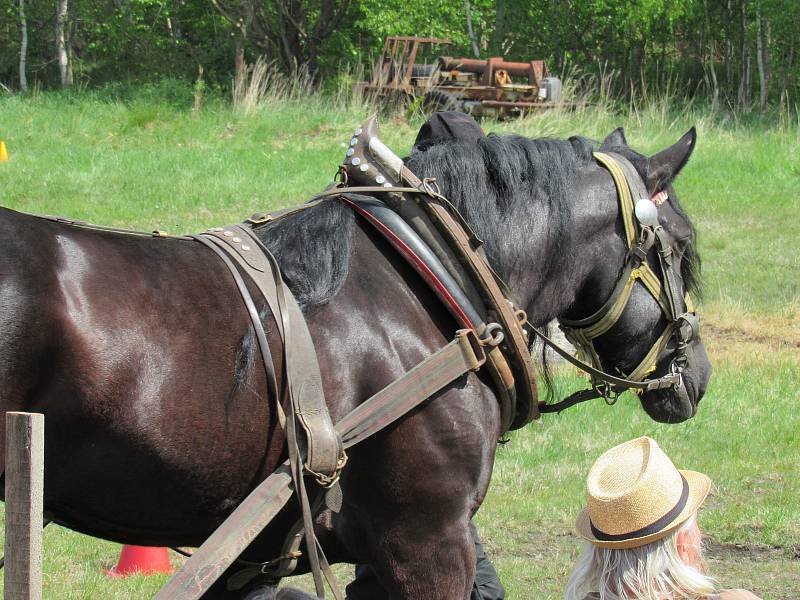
top-left (358, 36), bottom-right (563, 118)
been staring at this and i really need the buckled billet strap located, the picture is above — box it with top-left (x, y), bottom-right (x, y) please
top-left (155, 330), bottom-right (486, 600)
top-left (200, 225), bottom-right (343, 478)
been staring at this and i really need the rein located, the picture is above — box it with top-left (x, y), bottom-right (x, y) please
top-left (537, 152), bottom-right (700, 413)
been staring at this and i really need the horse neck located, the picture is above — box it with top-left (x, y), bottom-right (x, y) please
top-left (473, 165), bottom-right (624, 328)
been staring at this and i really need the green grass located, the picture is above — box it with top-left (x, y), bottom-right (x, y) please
top-left (0, 89), bottom-right (798, 598)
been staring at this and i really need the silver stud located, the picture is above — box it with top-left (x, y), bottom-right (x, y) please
top-left (241, 244), bottom-right (251, 251)
top-left (346, 147), bottom-right (355, 157)
top-left (359, 163), bottom-right (369, 172)
top-left (383, 182), bottom-right (392, 188)
top-left (232, 237), bottom-right (241, 243)
top-left (351, 157), bottom-right (361, 166)
top-left (375, 175), bottom-right (386, 184)
top-left (223, 230), bottom-right (233, 237)
top-left (350, 137), bottom-right (358, 146)
top-left (354, 128), bottom-right (363, 135)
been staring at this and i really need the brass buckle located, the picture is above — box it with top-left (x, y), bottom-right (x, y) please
top-left (247, 212), bottom-right (272, 225)
top-left (305, 450), bottom-right (348, 489)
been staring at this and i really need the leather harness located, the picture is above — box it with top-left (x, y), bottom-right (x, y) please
top-left (336, 116), bottom-right (539, 432)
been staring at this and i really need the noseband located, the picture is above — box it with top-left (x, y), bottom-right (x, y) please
top-left (537, 152), bottom-right (700, 413)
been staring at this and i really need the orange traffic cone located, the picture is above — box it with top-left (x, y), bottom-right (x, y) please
top-left (106, 545), bottom-right (172, 577)
top-left (0, 141), bottom-right (8, 162)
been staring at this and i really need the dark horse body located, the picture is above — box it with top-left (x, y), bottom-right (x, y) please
top-left (0, 128), bottom-right (710, 598)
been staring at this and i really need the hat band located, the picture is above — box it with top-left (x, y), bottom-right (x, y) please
top-left (589, 474), bottom-right (689, 542)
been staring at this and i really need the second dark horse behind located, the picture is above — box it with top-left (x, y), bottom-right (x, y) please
top-left (0, 122), bottom-right (710, 598)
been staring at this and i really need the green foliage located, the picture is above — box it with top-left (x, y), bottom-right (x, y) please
top-left (2, 0), bottom-right (798, 110)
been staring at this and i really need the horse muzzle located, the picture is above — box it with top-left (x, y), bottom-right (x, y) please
top-left (640, 339), bottom-right (711, 423)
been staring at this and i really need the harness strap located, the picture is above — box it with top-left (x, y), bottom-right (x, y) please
top-left (155, 329), bottom-right (487, 600)
top-left (339, 117), bottom-right (538, 431)
top-left (192, 228), bottom-right (343, 598)
top-left (337, 330), bottom-right (486, 447)
top-left (533, 323), bottom-right (679, 395)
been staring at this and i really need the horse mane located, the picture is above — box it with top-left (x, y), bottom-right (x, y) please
top-left (254, 133), bottom-right (597, 312)
top-left (258, 200), bottom-right (356, 311)
top-left (406, 133), bottom-right (595, 288)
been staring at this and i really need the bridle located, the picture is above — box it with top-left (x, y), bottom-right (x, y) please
top-left (537, 152), bottom-right (700, 413)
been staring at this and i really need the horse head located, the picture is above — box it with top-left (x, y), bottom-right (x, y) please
top-left (562, 127), bottom-right (711, 423)
top-left (406, 124), bottom-right (710, 425)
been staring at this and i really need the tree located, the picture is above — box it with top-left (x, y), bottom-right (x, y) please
top-left (56, 0), bottom-right (72, 87)
top-left (211, 0), bottom-right (353, 73)
top-left (18, 0), bottom-right (28, 92)
top-left (464, 0), bottom-right (480, 58)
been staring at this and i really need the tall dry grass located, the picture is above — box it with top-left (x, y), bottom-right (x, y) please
top-left (232, 58), bottom-right (381, 117)
top-left (232, 57), bottom-right (317, 115)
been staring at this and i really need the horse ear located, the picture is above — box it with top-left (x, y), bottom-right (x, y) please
top-left (601, 127), bottom-right (627, 148)
top-left (647, 127), bottom-right (697, 191)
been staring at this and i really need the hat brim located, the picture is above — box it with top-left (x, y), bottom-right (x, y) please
top-left (575, 470), bottom-right (711, 549)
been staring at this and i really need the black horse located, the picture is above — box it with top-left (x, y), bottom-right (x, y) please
top-left (0, 125), bottom-right (709, 599)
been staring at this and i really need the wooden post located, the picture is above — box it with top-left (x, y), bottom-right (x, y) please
top-left (4, 412), bottom-right (44, 600)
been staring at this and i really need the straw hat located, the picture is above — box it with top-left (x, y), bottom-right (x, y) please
top-left (575, 436), bottom-right (711, 549)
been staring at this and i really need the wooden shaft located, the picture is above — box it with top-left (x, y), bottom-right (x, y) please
top-left (4, 412), bottom-right (44, 600)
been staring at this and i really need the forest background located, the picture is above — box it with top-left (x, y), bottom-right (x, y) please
top-left (1, 0), bottom-right (799, 113)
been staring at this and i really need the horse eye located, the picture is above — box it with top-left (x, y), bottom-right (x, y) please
top-left (674, 235), bottom-right (691, 251)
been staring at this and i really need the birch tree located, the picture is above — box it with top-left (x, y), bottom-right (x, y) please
top-left (756, 5), bottom-right (768, 112)
top-left (464, 0), bottom-right (480, 58)
top-left (19, 0), bottom-right (28, 92)
top-left (56, 0), bottom-right (72, 87)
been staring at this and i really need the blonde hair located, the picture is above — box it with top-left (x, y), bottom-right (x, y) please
top-left (564, 515), bottom-right (717, 600)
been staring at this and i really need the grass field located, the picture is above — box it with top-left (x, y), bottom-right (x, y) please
top-left (0, 87), bottom-right (798, 599)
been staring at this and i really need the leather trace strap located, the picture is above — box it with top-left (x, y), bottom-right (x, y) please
top-left (538, 151), bottom-right (700, 413)
top-left (190, 227), bottom-right (344, 599)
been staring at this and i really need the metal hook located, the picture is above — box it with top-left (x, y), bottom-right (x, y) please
top-left (479, 323), bottom-right (505, 347)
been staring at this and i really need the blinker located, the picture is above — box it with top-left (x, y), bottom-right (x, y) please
top-left (634, 198), bottom-right (659, 228)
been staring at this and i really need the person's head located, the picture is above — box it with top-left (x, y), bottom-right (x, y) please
top-left (565, 437), bottom-right (716, 600)
top-left (411, 111), bottom-right (484, 153)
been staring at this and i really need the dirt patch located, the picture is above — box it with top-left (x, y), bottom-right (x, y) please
top-left (705, 539), bottom-right (800, 600)
top-left (703, 322), bottom-right (800, 348)
top-left (705, 538), bottom-right (797, 561)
